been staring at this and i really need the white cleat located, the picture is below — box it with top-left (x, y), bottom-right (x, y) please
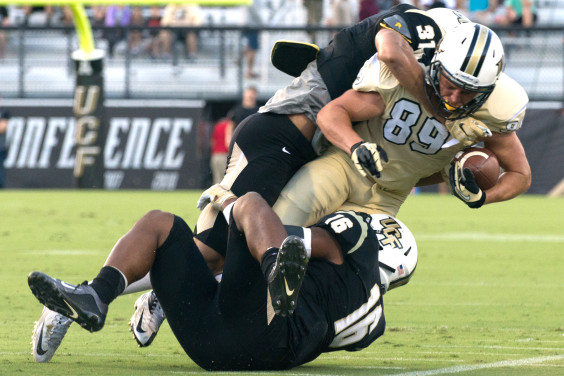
top-left (31, 306), bottom-right (73, 363)
top-left (129, 291), bottom-right (166, 347)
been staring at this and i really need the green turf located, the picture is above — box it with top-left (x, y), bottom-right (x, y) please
top-left (1, 190), bottom-right (563, 375)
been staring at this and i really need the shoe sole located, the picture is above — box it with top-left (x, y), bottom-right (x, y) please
top-left (270, 236), bottom-right (308, 317)
top-left (28, 271), bottom-right (103, 332)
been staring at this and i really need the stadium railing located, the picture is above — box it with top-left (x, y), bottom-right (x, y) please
top-left (0, 24), bottom-right (562, 102)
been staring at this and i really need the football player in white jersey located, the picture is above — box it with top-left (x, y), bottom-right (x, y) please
top-left (272, 22), bottom-right (531, 226)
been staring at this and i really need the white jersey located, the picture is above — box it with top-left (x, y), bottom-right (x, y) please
top-left (274, 56), bottom-right (528, 225)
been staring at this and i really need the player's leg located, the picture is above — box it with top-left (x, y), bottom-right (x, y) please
top-left (273, 148), bottom-right (364, 226)
top-left (215, 193), bottom-right (303, 369)
top-left (195, 112), bottom-right (316, 257)
top-left (148, 216), bottom-right (222, 365)
top-left (32, 268), bottom-right (162, 361)
top-left (28, 210), bottom-right (176, 332)
top-left (126, 113), bottom-right (317, 349)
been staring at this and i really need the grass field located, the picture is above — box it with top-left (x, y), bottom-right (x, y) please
top-left (1, 190), bottom-right (563, 375)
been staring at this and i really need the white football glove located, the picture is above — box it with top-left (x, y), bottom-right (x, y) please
top-left (445, 117), bottom-right (492, 147)
top-left (197, 184), bottom-right (237, 211)
top-left (350, 142), bottom-right (388, 179)
top-left (448, 160), bottom-right (486, 208)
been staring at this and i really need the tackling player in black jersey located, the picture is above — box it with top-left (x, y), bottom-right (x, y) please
top-left (28, 192), bottom-right (417, 370)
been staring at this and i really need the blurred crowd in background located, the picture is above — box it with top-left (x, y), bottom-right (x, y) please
top-left (0, 0), bottom-right (541, 67)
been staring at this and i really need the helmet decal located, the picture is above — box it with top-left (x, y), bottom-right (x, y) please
top-left (379, 217), bottom-right (403, 249)
top-left (371, 214), bottom-right (418, 293)
top-left (461, 24), bottom-right (492, 78)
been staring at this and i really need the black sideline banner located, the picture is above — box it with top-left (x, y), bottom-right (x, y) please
top-left (4, 99), bottom-right (205, 190)
top-left (72, 50), bottom-right (106, 189)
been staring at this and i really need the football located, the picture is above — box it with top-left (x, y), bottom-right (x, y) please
top-left (455, 147), bottom-right (500, 190)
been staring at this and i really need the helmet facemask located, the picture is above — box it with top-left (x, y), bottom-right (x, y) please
top-left (425, 23), bottom-right (505, 120)
top-left (425, 61), bottom-right (495, 120)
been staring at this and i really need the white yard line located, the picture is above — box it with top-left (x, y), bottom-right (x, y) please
top-left (23, 249), bottom-right (101, 255)
top-left (381, 354), bottom-right (564, 376)
top-left (416, 233), bottom-right (564, 243)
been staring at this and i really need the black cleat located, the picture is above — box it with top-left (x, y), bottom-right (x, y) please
top-left (28, 271), bottom-right (107, 332)
top-left (267, 235), bottom-right (308, 317)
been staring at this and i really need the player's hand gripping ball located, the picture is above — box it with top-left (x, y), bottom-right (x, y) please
top-left (448, 147), bottom-right (500, 208)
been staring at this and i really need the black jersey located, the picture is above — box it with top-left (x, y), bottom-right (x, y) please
top-left (287, 211), bottom-right (386, 366)
top-left (155, 211), bottom-right (387, 371)
top-left (317, 3), bottom-right (443, 99)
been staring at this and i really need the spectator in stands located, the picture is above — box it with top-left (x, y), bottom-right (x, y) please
top-left (227, 86), bottom-right (260, 131)
top-left (303, 0), bottom-right (324, 43)
top-left (209, 118), bottom-right (231, 184)
top-left (104, 5), bottom-right (132, 58)
top-left (416, 0), bottom-right (462, 10)
top-left (0, 106), bottom-right (10, 188)
top-left (241, 3), bottom-right (262, 79)
top-left (0, 7), bottom-right (9, 60)
top-left (378, 0), bottom-right (399, 11)
top-left (358, 0), bottom-right (380, 22)
top-left (23, 6), bottom-right (53, 26)
top-left (128, 7), bottom-right (145, 56)
top-left (57, 6), bottom-right (75, 35)
top-left (494, 0), bottom-right (537, 27)
top-left (466, 0), bottom-right (498, 25)
top-left (327, 0), bottom-right (357, 27)
top-left (160, 4), bottom-right (203, 60)
top-left (146, 6), bottom-right (163, 59)
top-left (90, 6), bottom-right (106, 41)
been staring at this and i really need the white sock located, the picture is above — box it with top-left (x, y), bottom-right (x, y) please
top-left (122, 272), bottom-right (151, 295)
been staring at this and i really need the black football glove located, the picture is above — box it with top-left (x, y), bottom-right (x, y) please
top-left (350, 142), bottom-right (388, 179)
top-left (448, 161), bottom-right (486, 208)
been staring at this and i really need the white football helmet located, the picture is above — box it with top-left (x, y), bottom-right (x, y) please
top-left (426, 23), bottom-right (505, 120)
top-left (426, 7), bottom-right (470, 33)
top-left (370, 214), bottom-right (418, 293)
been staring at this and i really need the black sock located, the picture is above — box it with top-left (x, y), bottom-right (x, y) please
top-left (260, 247), bottom-right (279, 281)
top-left (90, 266), bottom-right (126, 305)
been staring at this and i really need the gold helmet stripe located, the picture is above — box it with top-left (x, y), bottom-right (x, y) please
top-left (460, 24), bottom-right (492, 77)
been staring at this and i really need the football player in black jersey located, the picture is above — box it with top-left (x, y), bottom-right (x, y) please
top-left (28, 192), bottom-right (418, 370)
top-left (30, 5), bottom-right (445, 359)
top-left (195, 3), bottom-right (447, 265)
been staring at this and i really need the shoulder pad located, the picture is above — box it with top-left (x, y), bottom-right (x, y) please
top-left (474, 73), bottom-right (529, 133)
top-left (353, 55), bottom-right (399, 93)
top-left (314, 211), bottom-right (372, 255)
top-left (380, 14), bottom-right (413, 42)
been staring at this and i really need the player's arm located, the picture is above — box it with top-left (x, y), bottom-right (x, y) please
top-left (375, 29), bottom-right (434, 116)
top-left (415, 172), bottom-right (443, 186)
top-left (482, 132), bottom-right (531, 205)
top-left (317, 89), bottom-right (388, 179)
top-left (317, 89), bottom-right (385, 153)
top-left (310, 227), bottom-right (344, 265)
